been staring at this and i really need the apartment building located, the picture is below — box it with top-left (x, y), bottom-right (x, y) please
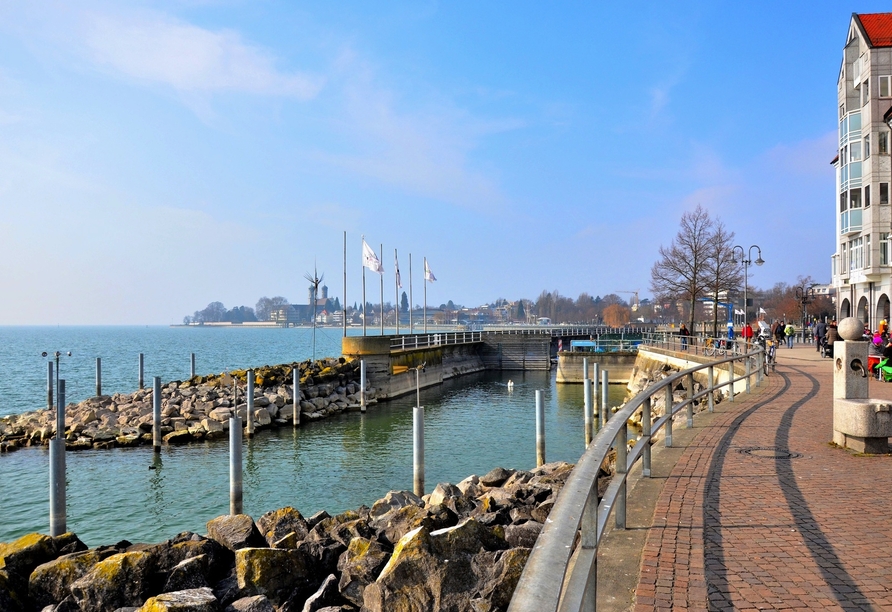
top-left (833, 13), bottom-right (892, 328)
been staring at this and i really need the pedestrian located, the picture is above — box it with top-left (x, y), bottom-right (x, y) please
top-left (679, 323), bottom-right (690, 351)
top-left (814, 319), bottom-right (828, 352)
top-left (775, 320), bottom-right (786, 346)
top-left (741, 321), bottom-right (754, 348)
top-left (784, 321), bottom-right (795, 348)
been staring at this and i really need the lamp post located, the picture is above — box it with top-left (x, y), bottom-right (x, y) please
top-left (796, 285), bottom-right (817, 343)
top-left (731, 245), bottom-right (764, 323)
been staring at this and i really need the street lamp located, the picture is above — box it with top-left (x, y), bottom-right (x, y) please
top-left (731, 245), bottom-right (765, 323)
top-left (796, 285), bottom-right (817, 342)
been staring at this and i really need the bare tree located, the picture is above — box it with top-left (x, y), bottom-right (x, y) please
top-left (255, 296), bottom-right (290, 322)
top-left (650, 205), bottom-right (715, 333)
top-left (703, 220), bottom-right (742, 337)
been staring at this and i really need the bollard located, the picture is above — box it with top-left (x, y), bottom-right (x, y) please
top-left (229, 416), bottom-right (243, 515)
top-left (153, 377), bottom-right (162, 452)
top-left (642, 396), bottom-right (652, 477)
top-left (360, 360), bottom-right (367, 413)
top-left (686, 373), bottom-right (694, 428)
top-left (708, 365), bottom-right (715, 413)
top-left (95, 357), bottom-right (101, 397)
top-left (49, 379), bottom-right (66, 537)
top-left (583, 376), bottom-right (592, 447)
top-left (139, 353), bottom-right (145, 390)
top-left (665, 384), bottom-right (674, 448)
top-left (246, 370), bottom-right (255, 438)
top-left (600, 369), bottom-right (609, 426)
top-left (413, 406), bottom-right (425, 496)
top-left (293, 366), bottom-right (300, 427)
top-left (190, 353), bottom-right (196, 379)
top-left (535, 390), bottom-right (545, 467)
top-left (616, 419), bottom-right (628, 529)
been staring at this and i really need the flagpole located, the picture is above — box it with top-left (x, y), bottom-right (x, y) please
top-left (343, 230), bottom-right (347, 338)
top-left (362, 235), bottom-right (367, 337)
top-left (380, 243), bottom-right (384, 336)
top-left (409, 254), bottom-right (414, 334)
top-left (395, 248), bottom-right (400, 336)
top-left (423, 257), bottom-right (427, 334)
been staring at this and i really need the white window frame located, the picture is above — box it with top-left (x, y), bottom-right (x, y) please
top-left (883, 232), bottom-right (891, 266)
top-left (881, 75), bottom-right (892, 98)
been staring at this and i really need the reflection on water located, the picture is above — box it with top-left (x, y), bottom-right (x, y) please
top-left (0, 371), bottom-right (629, 547)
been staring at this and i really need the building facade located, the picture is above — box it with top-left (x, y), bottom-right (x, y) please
top-left (833, 13), bottom-right (892, 328)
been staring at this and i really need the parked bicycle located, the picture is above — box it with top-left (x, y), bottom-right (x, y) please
top-left (704, 337), bottom-right (738, 356)
top-left (755, 333), bottom-right (776, 374)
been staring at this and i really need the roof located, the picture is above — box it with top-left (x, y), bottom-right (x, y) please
top-left (856, 13), bottom-right (892, 47)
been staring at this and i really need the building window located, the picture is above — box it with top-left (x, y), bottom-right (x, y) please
top-left (851, 189), bottom-right (862, 209)
top-left (863, 78), bottom-right (870, 106)
top-left (866, 185), bottom-right (871, 207)
top-left (883, 233), bottom-right (891, 265)
top-left (842, 243), bottom-right (849, 273)
top-left (851, 237), bottom-right (863, 270)
top-left (882, 183), bottom-right (889, 205)
top-left (850, 140), bottom-right (862, 162)
top-left (881, 131), bottom-right (889, 154)
top-left (867, 234), bottom-right (872, 267)
top-left (881, 75), bottom-right (892, 98)
top-left (866, 134), bottom-right (871, 159)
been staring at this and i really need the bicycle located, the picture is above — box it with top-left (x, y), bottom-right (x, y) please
top-left (755, 334), bottom-right (776, 375)
top-left (704, 337), bottom-right (733, 357)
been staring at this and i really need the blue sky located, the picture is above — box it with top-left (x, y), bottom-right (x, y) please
top-left (0, 1), bottom-right (875, 324)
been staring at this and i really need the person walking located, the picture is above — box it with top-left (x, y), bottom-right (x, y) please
top-left (775, 320), bottom-right (786, 346)
top-left (741, 321), bottom-right (754, 349)
top-left (679, 324), bottom-right (691, 351)
top-left (784, 321), bottom-right (795, 348)
top-left (814, 319), bottom-right (828, 352)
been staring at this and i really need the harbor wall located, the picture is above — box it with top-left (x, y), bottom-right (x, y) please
top-left (555, 352), bottom-right (638, 383)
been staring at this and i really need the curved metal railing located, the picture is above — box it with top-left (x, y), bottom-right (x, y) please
top-left (508, 335), bottom-right (764, 612)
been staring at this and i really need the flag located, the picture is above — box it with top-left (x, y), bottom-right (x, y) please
top-left (759, 307), bottom-right (767, 314)
top-left (395, 253), bottom-right (402, 288)
top-left (424, 258), bottom-right (436, 282)
top-left (362, 239), bottom-right (383, 273)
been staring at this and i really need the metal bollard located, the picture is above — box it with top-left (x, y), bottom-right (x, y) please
top-left (246, 370), bottom-right (255, 438)
top-left (229, 416), bottom-right (243, 515)
top-left (139, 353), bottom-right (144, 390)
top-left (535, 390), bottom-right (545, 467)
top-left (601, 369), bottom-right (609, 426)
top-left (49, 379), bottom-right (66, 536)
top-left (686, 373), bottom-right (694, 428)
top-left (616, 420), bottom-right (628, 529)
top-left (642, 396), bottom-right (652, 477)
top-left (190, 353), bottom-right (196, 379)
top-left (583, 376), bottom-right (592, 447)
top-left (95, 357), bottom-right (102, 397)
top-left (293, 366), bottom-right (301, 427)
top-left (360, 360), bottom-right (366, 413)
top-left (665, 384), bottom-right (674, 448)
top-left (153, 377), bottom-right (162, 452)
top-left (413, 406), bottom-right (425, 496)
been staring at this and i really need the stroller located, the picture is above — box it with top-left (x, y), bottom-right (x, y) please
top-left (820, 336), bottom-right (834, 358)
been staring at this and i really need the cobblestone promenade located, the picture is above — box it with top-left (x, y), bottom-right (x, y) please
top-left (622, 345), bottom-right (892, 611)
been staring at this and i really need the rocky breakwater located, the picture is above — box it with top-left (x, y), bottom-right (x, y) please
top-left (0, 357), bottom-right (374, 452)
top-left (0, 462), bottom-right (582, 612)
top-left (623, 361), bottom-right (727, 430)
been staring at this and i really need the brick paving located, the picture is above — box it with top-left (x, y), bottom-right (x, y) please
top-left (633, 345), bottom-right (892, 611)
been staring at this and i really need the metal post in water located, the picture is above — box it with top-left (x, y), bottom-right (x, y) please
top-left (413, 405), bottom-right (425, 496)
top-left (592, 362), bottom-right (600, 427)
top-left (535, 390), bottom-right (545, 467)
top-left (360, 359), bottom-right (367, 413)
top-left (153, 376), bottom-right (162, 452)
top-left (600, 369), bottom-right (609, 426)
top-left (95, 357), bottom-right (102, 397)
top-left (616, 420), bottom-right (628, 529)
top-left (190, 353), bottom-right (196, 379)
top-left (686, 373), bottom-right (694, 429)
top-left (293, 366), bottom-right (300, 427)
top-left (642, 396), bottom-right (652, 477)
top-left (708, 366), bottom-right (715, 413)
top-left (229, 416), bottom-right (243, 515)
top-left (665, 384), bottom-right (674, 448)
top-left (47, 361), bottom-right (54, 412)
top-left (246, 370), bottom-right (255, 438)
top-left (139, 353), bottom-right (145, 390)
top-left (583, 357), bottom-right (589, 382)
top-left (49, 379), bottom-right (66, 536)
top-left (583, 376), bottom-right (592, 447)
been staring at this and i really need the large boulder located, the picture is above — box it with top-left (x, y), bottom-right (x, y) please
top-left (224, 594), bottom-right (275, 612)
top-left (164, 555), bottom-right (210, 592)
top-left (29, 547), bottom-right (122, 610)
top-left (0, 533), bottom-right (57, 592)
top-left (137, 586), bottom-right (218, 611)
top-left (235, 547), bottom-right (316, 606)
top-left (336, 537), bottom-right (391, 607)
top-left (0, 570), bottom-right (25, 612)
top-left (70, 551), bottom-right (156, 612)
top-left (255, 508), bottom-right (309, 548)
top-left (368, 491), bottom-right (423, 522)
top-left (207, 515), bottom-right (266, 552)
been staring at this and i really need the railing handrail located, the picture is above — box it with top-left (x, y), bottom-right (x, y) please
top-left (508, 332), bottom-right (764, 612)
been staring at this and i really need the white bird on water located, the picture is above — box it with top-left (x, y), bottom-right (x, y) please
top-left (507, 380), bottom-right (514, 390)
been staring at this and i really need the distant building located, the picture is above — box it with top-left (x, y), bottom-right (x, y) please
top-left (832, 13), bottom-right (892, 327)
top-left (271, 284), bottom-right (332, 326)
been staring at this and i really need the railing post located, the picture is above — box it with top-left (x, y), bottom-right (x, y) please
top-left (616, 420), bottom-right (628, 529)
top-left (686, 373), bottom-right (694, 428)
top-left (535, 390), bottom-right (545, 467)
top-left (642, 396), bottom-right (652, 477)
top-left (583, 376), bottom-right (592, 447)
top-left (665, 384), bottom-right (673, 447)
top-left (708, 365), bottom-right (715, 413)
top-left (744, 354), bottom-right (751, 394)
top-left (153, 376), bottom-right (162, 452)
top-left (728, 361), bottom-right (735, 402)
top-left (757, 350), bottom-right (764, 386)
top-left (246, 369), bottom-right (255, 438)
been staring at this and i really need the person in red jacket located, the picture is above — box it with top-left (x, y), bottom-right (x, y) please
top-left (741, 321), bottom-right (754, 348)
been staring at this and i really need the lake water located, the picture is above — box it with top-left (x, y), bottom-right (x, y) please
top-left (0, 326), bottom-right (628, 547)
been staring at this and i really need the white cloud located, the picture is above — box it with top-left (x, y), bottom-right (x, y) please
top-left (81, 11), bottom-right (323, 98)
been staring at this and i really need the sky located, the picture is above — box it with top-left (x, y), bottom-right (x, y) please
top-left (0, 1), bottom-right (878, 324)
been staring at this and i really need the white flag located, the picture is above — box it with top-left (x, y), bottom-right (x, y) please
top-left (362, 239), bottom-right (383, 273)
top-left (759, 307), bottom-right (767, 314)
top-left (395, 253), bottom-right (402, 288)
top-left (424, 258), bottom-right (436, 282)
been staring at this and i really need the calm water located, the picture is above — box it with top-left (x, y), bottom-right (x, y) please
top-left (0, 326), bottom-right (628, 547)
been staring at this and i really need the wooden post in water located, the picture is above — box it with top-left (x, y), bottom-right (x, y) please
top-left (246, 370), bottom-right (255, 438)
top-left (535, 390), bottom-right (545, 467)
top-left (95, 357), bottom-right (101, 397)
top-left (49, 379), bottom-right (66, 536)
top-left (293, 366), bottom-right (301, 427)
top-left (229, 416), bottom-right (243, 515)
top-left (152, 377), bottom-right (162, 452)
